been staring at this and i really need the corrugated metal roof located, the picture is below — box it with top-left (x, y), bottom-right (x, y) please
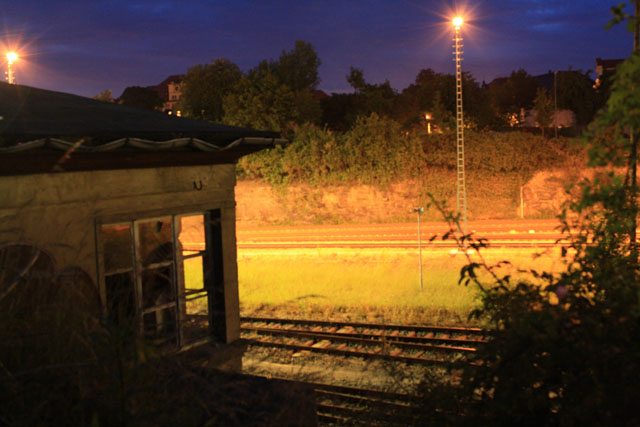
top-left (0, 82), bottom-right (287, 175)
top-left (0, 82), bottom-right (279, 145)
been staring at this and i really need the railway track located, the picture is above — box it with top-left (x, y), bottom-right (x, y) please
top-left (313, 382), bottom-right (424, 426)
top-left (240, 316), bottom-right (487, 366)
top-left (236, 240), bottom-right (558, 250)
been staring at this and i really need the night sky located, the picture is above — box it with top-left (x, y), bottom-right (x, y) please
top-left (0, 1), bottom-right (633, 98)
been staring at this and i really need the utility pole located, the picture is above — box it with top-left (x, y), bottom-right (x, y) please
top-left (554, 71), bottom-right (558, 138)
top-left (635, 0), bottom-right (640, 52)
top-left (414, 208), bottom-right (424, 292)
top-left (632, 0), bottom-right (639, 250)
top-left (453, 16), bottom-right (468, 235)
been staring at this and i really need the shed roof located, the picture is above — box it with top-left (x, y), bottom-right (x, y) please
top-left (0, 82), bottom-right (286, 175)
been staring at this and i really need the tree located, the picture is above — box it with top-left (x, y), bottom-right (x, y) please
top-left (222, 72), bottom-right (298, 133)
top-left (272, 40), bottom-right (321, 92)
top-left (320, 93), bottom-right (358, 131)
top-left (178, 58), bottom-right (243, 121)
top-left (488, 68), bottom-right (540, 120)
top-left (533, 87), bottom-right (553, 135)
top-left (429, 90), bottom-right (454, 132)
top-left (555, 70), bottom-right (598, 128)
top-left (251, 40), bottom-right (321, 92)
top-left (397, 68), bottom-right (500, 131)
top-left (419, 11), bottom-right (640, 424)
top-left (395, 68), bottom-right (449, 128)
top-left (249, 40), bottom-right (322, 125)
top-left (92, 89), bottom-right (115, 103)
top-left (344, 67), bottom-right (397, 119)
top-left (118, 86), bottom-right (163, 110)
top-left (346, 67), bottom-right (367, 93)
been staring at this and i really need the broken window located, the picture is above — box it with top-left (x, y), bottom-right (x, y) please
top-left (100, 210), bottom-right (225, 350)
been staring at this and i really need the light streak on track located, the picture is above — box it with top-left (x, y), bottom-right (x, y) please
top-left (233, 219), bottom-right (564, 250)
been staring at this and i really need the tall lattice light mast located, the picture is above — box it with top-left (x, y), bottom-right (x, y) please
top-left (452, 17), bottom-right (467, 235)
top-left (6, 52), bottom-right (18, 84)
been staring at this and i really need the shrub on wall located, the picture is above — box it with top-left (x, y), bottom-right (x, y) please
top-left (237, 116), bottom-right (573, 189)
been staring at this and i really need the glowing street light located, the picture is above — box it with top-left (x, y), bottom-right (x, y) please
top-left (6, 51), bottom-right (18, 84)
top-left (424, 112), bottom-right (432, 134)
top-left (452, 16), bottom-right (467, 235)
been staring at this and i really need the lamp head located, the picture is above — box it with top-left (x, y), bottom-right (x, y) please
top-left (6, 52), bottom-right (18, 64)
top-left (453, 16), bottom-right (463, 29)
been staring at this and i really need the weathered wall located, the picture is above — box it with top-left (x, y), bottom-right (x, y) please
top-left (235, 168), bottom-right (580, 225)
top-left (0, 163), bottom-right (241, 340)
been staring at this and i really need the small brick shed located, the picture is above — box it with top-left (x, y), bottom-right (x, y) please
top-left (0, 81), bottom-right (286, 353)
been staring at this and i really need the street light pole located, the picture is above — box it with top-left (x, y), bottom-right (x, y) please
top-left (631, 0), bottom-right (639, 252)
top-left (554, 71), bottom-right (558, 138)
top-left (6, 52), bottom-right (18, 84)
top-left (453, 17), bottom-right (467, 235)
top-left (413, 207), bottom-right (424, 291)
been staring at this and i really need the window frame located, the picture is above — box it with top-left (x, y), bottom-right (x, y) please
top-left (96, 209), bottom-right (225, 351)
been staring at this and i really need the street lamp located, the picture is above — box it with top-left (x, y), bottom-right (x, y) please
top-left (452, 16), bottom-right (467, 235)
top-left (413, 207), bottom-right (424, 291)
top-left (6, 51), bottom-right (18, 84)
top-left (424, 112), bottom-right (432, 134)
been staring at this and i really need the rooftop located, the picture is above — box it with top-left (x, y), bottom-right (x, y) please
top-left (0, 82), bottom-right (286, 175)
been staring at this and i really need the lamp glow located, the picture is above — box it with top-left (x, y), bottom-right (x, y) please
top-left (6, 52), bottom-right (18, 64)
top-left (453, 16), bottom-right (463, 29)
top-left (6, 51), bottom-right (18, 84)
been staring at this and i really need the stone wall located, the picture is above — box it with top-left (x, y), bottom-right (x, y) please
top-left (235, 168), bottom-right (582, 225)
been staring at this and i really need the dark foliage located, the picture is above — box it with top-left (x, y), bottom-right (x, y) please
top-left (118, 86), bottom-right (163, 111)
top-left (417, 46), bottom-right (640, 427)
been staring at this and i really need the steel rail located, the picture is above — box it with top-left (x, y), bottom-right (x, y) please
top-left (244, 325), bottom-right (486, 345)
top-left (243, 326), bottom-right (479, 353)
top-left (246, 338), bottom-right (461, 366)
top-left (240, 316), bottom-right (486, 336)
top-left (316, 402), bottom-right (416, 426)
top-left (314, 384), bottom-right (424, 426)
top-left (311, 381), bottom-right (421, 404)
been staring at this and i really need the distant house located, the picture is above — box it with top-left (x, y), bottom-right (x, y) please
top-left (311, 89), bottom-right (329, 101)
top-left (0, 82), bottom-right (285, 360)
top-left (594, 57), bottom-right (625, 88)
top-left (595, 58), bottom-right (625, 77)
top-left (150, 74), bottom-right (184, 114)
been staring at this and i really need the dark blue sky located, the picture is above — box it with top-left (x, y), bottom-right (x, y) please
top-left (0, 1), bottom-right (633, 98)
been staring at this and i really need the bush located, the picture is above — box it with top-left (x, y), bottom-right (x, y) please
top-left (238, 117), bottom-right (571, 189)
top-left (418, 52), bottom-right (640, 426)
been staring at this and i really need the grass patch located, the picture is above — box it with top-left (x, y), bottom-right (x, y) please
top-left (236, 247), bottom-right (564, 326)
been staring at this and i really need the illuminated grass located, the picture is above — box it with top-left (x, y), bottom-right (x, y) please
top-left (182, 247), bottom-right (564, 325)
top-left (236, 247), bottom-right (564, 326)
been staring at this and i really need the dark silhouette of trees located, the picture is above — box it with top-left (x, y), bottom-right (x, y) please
top-left (533, 87), bottom-right (553, 135)
top-left (118, 86), bottom-right (163, 110)
top-left (92, 89), bottom-right (115, 103)
top-left (555, 70), bottom-right (598, 127)
top-left (488, 68), bottom-right (540, 120)
top-left (179, 58), bottom-right (243, 121)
